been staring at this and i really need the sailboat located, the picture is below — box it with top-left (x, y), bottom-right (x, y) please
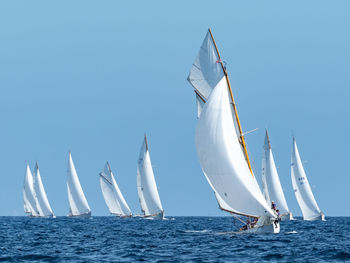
top-left (99, 162), bottom-right (132, 217)
top-left (261, 130), bottom-right (292, 220)
top-left (23, 164), bottom-right (40, 217)
top-left (137, 135), bottom-right (164, 219)
top-left (188, 29), bottom-right (279, 233)
top-left (67, 152), bottom-right (91, 217)
top-left (33, 162), bottom-right (55, 217)
top-left (291, 137), bottom-right (325, 221)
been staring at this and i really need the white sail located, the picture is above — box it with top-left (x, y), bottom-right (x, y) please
top-left (261, 131), bottom-right (291, 218)
top-left (189, 30), bottom-right (254, 176)
top-left (188, 31), bottom-right (224, 100)
top-left (291, 138), bottom-right (324, 220)
top-left (195, 93), bottom-right (206, 118)
top-left (23, 165), bottom-right (40, 216)
top-left (33, 162), bottom-right (54, 217)
top-left (195, 77), bottom-right (274, 218)
top-left (100, 162), bottom-right (132, 217)
top-left (137, 135), bottom-right (164, 218)
top-left (67, 152), bottom-right (91, 217)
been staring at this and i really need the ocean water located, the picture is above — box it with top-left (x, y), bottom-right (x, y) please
top-left (0, 216), bottom-right (349, 262)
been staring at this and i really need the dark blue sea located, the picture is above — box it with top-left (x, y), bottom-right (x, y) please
top-left (0, 216), bottom-right (349, 262)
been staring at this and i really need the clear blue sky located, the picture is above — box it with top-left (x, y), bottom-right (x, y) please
top-left (0, 1), bottom-right (349, 216)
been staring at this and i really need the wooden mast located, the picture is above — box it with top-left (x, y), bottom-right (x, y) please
top-left (208, 28), bottom-right (254, 176)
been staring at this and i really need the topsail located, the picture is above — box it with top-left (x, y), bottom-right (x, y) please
top-left (291, 138), bottom-right (324, 221)
top-left (188, 31), bottom-right (224, 102)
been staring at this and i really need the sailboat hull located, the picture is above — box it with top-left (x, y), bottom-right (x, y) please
top-left (68, 211), bottom-right (91, 218)
top-left (244, 221), bottom-right (280, 234)
top-left (111, 213), bottom-right (132, 218)
top-left (305, 213), bottom-right (325, 221)
top-left (144, 211), bottom-right (164, 220)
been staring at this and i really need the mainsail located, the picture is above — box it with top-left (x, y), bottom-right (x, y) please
top-left (23, 164), bottom-right (40, 216)
top-left (99, 162), bottom-right (132, 217)
top-left (67, 152), bottom-right (91, 217)
top-left (195, 77), bottom-right (274, 218)
top-left (137, 135), bottom-right (164, 218)
top-left (33, 162), bottom-right (54, 217)
top-left (261, 130), bottom-right (291, 218)
top-left (291, 138), bottom-right (324, 220)
top-left (188, 29), bottom-right (254, 176)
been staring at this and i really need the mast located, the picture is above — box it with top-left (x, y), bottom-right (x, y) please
top-left (208, 28), bottom-right (254, 176)
top-left (265, 129), bottom-right (271, 149)
top-left (144, 134), bottom-right (148, 150)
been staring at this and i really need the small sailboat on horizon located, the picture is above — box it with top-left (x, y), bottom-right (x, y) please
top-left (99, 162), bottom-right (132, 217)
top-left (261, 130), bottom-right (293, 220)
top-left (188, 29), bottom-right (279, 233)
top-left (32, 162), bottom-right (55, 217)
top-left (137, 135), bottom-right (164, 219)
top-left (67, 152), bottom-right (91, 218)
top-left (23, 163), bottom-right (54, 218)
top-left (23, 164), bottom-right (40, 217)
top-left (291, 137), bottom-right (325, 221)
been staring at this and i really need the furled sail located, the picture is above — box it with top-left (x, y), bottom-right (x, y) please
top-left (23, 164), bottom-right (40, 216)
top-left (261, 130), bottom-right (291, 218)
top-left (99, 162), bottom-right (132, 217)
top-left (137, 135), bottom-right (164, 218)
top-left (291, 138), bottom-right (324, 220)
top-left (33, 162), bottom-right (54, 217)
top-left (67, 152), bottom-right (91, 217)
top-left (195, 77), bottom-right (274, 218)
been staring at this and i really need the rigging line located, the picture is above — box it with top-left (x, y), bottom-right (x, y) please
top-left (231, 214), bottom-right (247, 225)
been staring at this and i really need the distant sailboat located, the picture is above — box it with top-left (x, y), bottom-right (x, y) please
top-left (261, 130), bottom-right (292, 220)
top-left (137, 135), bottom-right (164, 219)
top-left (23, 164), bottom-right (40, 217)
top-left (33, 162), bottom-right (55, 217)
top-left (188, 29), bottom-right (279, 233)
top-left (67, 152), bottom-right (91, 217)
top-left (291, 137), bottom-right (325, 221)
top-left (99, 162), bottom-right (132, 217)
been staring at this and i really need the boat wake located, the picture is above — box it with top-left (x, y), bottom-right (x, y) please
top-left (184, 229), bottom-right (210, 234)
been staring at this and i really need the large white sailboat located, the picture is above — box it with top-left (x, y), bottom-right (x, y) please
top-left (137, 135), bottom-right (164, 219)
top-left (99, 162), bottom-right (132, 217)
top-left (188, 29), bottom-right (279, 233)
top-left (261, 130), bottom-right (292, 220)
top-left (33, 162), bottom-right (55, 218)
top-left (23, 164), bottom-right (40, 217)
top-left (291, 137), bottom-right (325, 221)
top-left (67, 152), bottom-right (91, 217)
